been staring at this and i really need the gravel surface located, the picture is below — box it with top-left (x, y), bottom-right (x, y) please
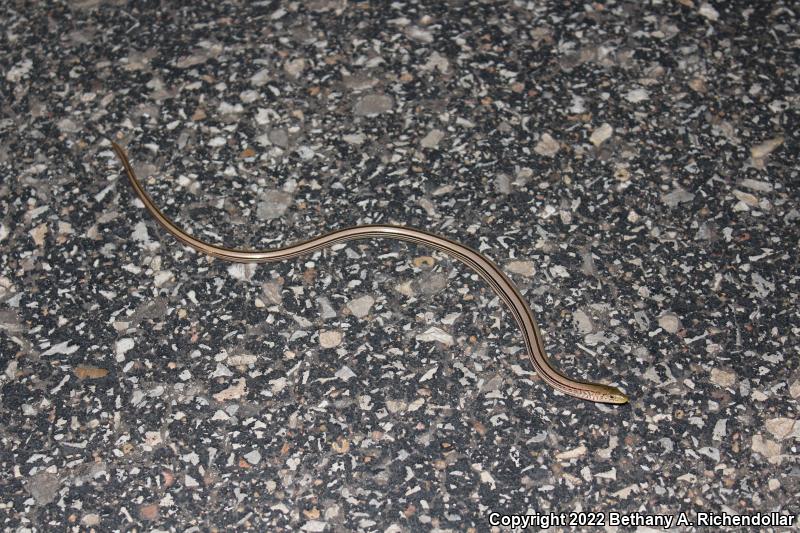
top-left (1, 1), bottom-right (798, 531)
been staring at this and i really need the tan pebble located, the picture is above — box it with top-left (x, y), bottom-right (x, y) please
top-left (765, 417), bottom-right (799, 441)
top-left (710, 368), bottom-right (736, 387)
top-left (534, 133), bottom-right (560, 157)
top-left (81, 513), bottom-right (101, 526)
top-left (657, 313), bottom-right (682, 334)
top-left (751, 434), bottom-right (782, 464)
top-left (688, 77), bottom-right (707, 93)
top-left (74, 365), bottom-right (109, 380)
top-left (751, 137), bottom-right (783, 159)
top-left (589, 123), bottom-right (613, 146)
top-left (331, 436), bottom-right (349, 454)
top-left (732, 189), bottom-right (759, 207)
top-left (319, 329), bottom-right (343, 348)
top-left (506, 260), bottom-right (536, 277)
top-left (30, 223), bottom-right (48, 247)
top-left (139, 503), bottom-right (159, 521)
top-left (412, 256), bottom-right (436, 268)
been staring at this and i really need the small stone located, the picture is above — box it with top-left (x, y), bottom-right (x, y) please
top-left (589, 123), bottom-right (613, 146)
top-left (412, 256), bottom-right (436, 268)
top-left (394, 280), bottom-right (414, 297)
top-left (416, 326), bottom-right (453, 347)
top-left (688, 77), bottom-right (707, 93)
top-left (254, 108), bottom-right (272, 126)
top-left (740, 178), bottom-right (773, 192)
top-left (405, 26), bottom-right (433, 43)
top-left (139, 503), bottom-right (159, 521)
top-left (420, 129), bottom-right (444, 148)
top-left (318, 297), bottom-right (336, 319)
top-left (751, 273), bottom-right (775, 298)
top-left (418, 272), bottom-right (448, 295)
top-left (256, 190), bottom-right (293, 220)
top-left (732, 190), bottom-right (759, 207)
top-left (710, 368), bottom-right (736, 388)
top-left (385, 400), bottom-right (407, 414)
top-left (240, 90), bottom-right (259, 103)
top-left (549, 265), bottom-right (570, 278)
top-left (267, 128), bottom-right (289, 148)
top-left (302, 520), bottom-right (328, 532)
top-left (153, 270), bottom-right (173, 287)
top-left (342, 133), bottom-right (365, 145)
top-left (57, 118), bottom-right (80, 133)
top-left (6, 59), bottom-right (32, 82)
top-left (751, 434), bottom-right (782, 464)
top-left (116, 338), bottom-right (134, 360)
top-left (212, 378), bottom-right (247, 402)
top-left (227, 354), bottom-right (257, 366)
top-left (244, 450), bottom-right (262, 465)
top-left (212, 409), bottom-right (229, 421)
top-left (573, 310), bottom-right (593, 335)
top-left (750, 137), bottom-right (783, 159)
top-left (712, 419), bottom-right (727, 441)
top-left (556, 445), bottom-right (587, 461)
top-left (698, 2), bottom-right (719, 21)
top-left (421, 51), bottom-right (449, 73)
top-left (506, 260), bottom-right (536, 277)
top-left (494, 173), bottom-right (512, 194)
top-left (25, 472), bottom-right (60, 505)
top-left (81, 513), bottom-right (101, 526)
top-left (219, 102), bottom-right (244, 115)
top-left (74, 365), bottom-right (109, 380)
top-left (262, 281), bottom-right (283, 305)
top-left (331, 436), bottom-right (350, 454)
top-left (661, 188), bottom-right (695, 207)
top-left (319, 329), bottom-right (343, 348)
top-left (624, 88), bottom-right (650, 103)
top-left (335, 365), bottom-right (356, 382)
top-left (250, 68), bottom-right (271, 86)
top-left (657, 313), bottom-right (681, 334)
top-left (303, 508), bottom-right (321, 520)
top-left (752, 389), bottom-right (768, 402)
top-left (132, 221), bottom-right (150, 243)
top-left (227, 263), bottom-right (257, 282)
top-left (5, 360), bottom-right (17, 380)
top-left (765, 418), bottom-right (799, 441)
top-left (284, 58), bottom-right (306, 78)
top-left (29, 223), bottom-right (47, 247)
top-left (81, 513), bottom-right (100, 527)
top-left (354, 94), bottom-right (394, 116)
top-left (210, 363), bottom-right (233, 378)
top-left (346, 295), bottom-right (374, 318)
top-left (534, 133), bottom-right (560, 157)
top-left (594, 468), bottom-right (617, 480)
top-left (144, 431), bottom-right (162, 446)
top-left (41, 341), bottom-right (79, 356)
